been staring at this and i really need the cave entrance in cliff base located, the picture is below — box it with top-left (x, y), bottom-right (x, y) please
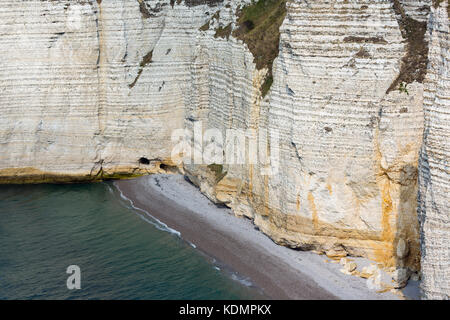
top-left (138, 157), bottom-right (150, 165)
top-left (159, 163), bottom-right (178, 174)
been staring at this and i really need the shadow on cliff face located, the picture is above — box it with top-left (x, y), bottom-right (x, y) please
top-left (416, 131), bottom-right (444, 270)
top-left (394, 164), bottom-right (421, 272)
top-left (417, 132), bottom-right (430, 262)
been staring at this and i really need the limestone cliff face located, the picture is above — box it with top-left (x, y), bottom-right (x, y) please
top-left (418, 1), bottom-right (450, 299)
top-left (0, 0), bottom-right (447, 295)
top-left (0, 0), bottom-right (199, 181)
top-left (185, 0), bottom-right (428, 278)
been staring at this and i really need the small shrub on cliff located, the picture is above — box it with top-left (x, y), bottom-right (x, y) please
top-left (207, 164), bottom-right (227, 183)
top-left (398, 82), bottom-right (409, 95)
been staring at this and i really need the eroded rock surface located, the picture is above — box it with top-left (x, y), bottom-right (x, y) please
top-left (418, 0), bottom-right (450, 299)
top-left (0, 0), bottom-right (448, 297)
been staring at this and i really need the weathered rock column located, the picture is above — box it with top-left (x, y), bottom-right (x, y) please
top-left (418, 0), bottom-right (450, 300)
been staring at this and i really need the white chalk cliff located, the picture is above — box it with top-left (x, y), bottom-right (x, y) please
top-left (418, 1), bottom-right (449, 300)
top-left (0, 0), bottom-right (448, 298)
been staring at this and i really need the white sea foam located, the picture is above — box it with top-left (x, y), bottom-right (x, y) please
top-left (114, 175), bottom-right (409, 300)
top-left (114, 183), bottom-right (181, 237)
top-left (104, 183), bottom-right (114, 194)
top-left (115, 182), bottom-right (258, 292)
top-left (231, 273), bottom-right (253, 287)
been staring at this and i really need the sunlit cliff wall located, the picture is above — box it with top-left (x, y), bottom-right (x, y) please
top-left (0, 0), bottom-right (448, 295)
top-left (418, 0), bottom-right (449, 299)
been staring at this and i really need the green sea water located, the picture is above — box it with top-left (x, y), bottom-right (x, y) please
top-left (0, 183), bottom-right (259, 300)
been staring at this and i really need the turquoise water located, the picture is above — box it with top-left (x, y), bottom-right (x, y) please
top-left (0, 183), bottom-right (259, 300)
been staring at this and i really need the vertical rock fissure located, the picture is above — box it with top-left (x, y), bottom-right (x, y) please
top-left (129, 50), bottom-right (153, 89)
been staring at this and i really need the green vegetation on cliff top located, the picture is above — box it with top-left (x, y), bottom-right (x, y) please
top-left (233, 0), bottom-right (287, 97)
top-left (387, 0), bottom-right (429, 93)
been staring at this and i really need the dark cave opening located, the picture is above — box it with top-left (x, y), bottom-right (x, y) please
top-left (159, 163), bottom-right (169, 170)
top-left (139, 157), bottom-right (150, 165)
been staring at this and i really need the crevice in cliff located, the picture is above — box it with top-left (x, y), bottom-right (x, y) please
top-left (48, 32), bottom-right (65, 48)
top-left (90, 159), bottom-right (104, 180)
top-left (291, 141), bottom-right (303, 164)
top-left (387, 0), bottom-right (429, 94)
top-left (129, 50), bottom-right (153, 89)
top-left (343, 36), bottom-right (387, 44)
top-left (233, 0), bottom-right (287, 97)
top-left (171, 0), bottom-right (224, 7)
top-left (93, 0), bottom-right (107, 138)
top-left (183, 0), bottom-right (224, 7)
